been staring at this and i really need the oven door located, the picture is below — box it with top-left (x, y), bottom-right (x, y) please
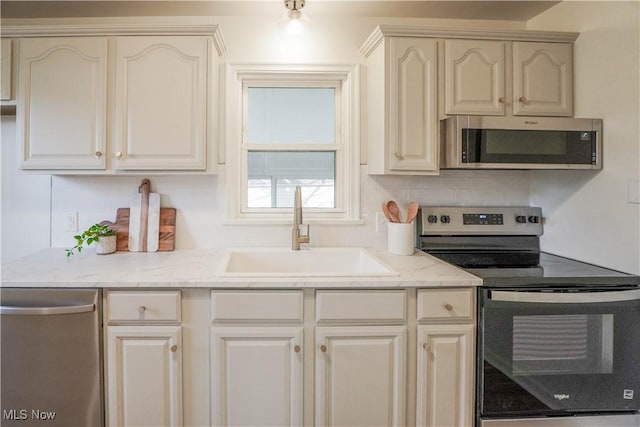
top-left (479, 287), bottom-right (640, 419)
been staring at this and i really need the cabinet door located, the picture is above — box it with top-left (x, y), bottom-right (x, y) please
top-left (444, 39), bottom-right (506, 115)
top-left (106, 326), bottom-right (182, 427)
top-left (316, 326), bottom-right (406, 427)
top-left (512, 42), bottom-right (573, 116)
top-left (388, 37), bottom-right (438, 172)
top-left (113, 36), bottom-right (208, 170)
top-left (17, 37), bottom-right (107, 169)
top-left (211, 327), bottom-right (303, 427)
top-left (416, 324), bottom-right (474, 427)
top-left (1, 39), bottom-right (12, 101)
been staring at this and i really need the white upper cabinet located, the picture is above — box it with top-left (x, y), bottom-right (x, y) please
top-left (1, 39), bottom-right (14, 101)
top-left (361, 26), bottom-right (578, 175)
top-left (444, 39), bottom-right (573, 117)
top-left (444, 39), bottom-right (506, 115)
top-left (364, 36), bottom-right (439, 175)
top-left (512, 42), bottom-right (573, 116)
top-left (10, 25), bottom-right (224, 173)
top-left (113, 36), bottom-right (209, 170)
top-left (17, 37), bottom-right (108, 170)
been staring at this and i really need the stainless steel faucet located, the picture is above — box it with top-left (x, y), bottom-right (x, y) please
top-left (292, 185), bottom-right (310, 250)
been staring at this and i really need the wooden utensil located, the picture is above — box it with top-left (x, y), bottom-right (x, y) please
top-left (381, 202), bottom-right (395, 223)
top-left (100, 207), bottom-right (176, 252)
top-left (129, 179), bottom-right (160, 252)
top-left (387, 200), bottom-right (402, 223)
top-left (406, 201), bottom-right (419, 224)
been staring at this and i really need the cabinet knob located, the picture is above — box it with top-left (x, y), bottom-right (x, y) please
top-left (95, 151), bottom-right (103, 157)
top-left (423, 342), bottom-right (431, 351)
top-left (394, 152), bottom-right (404, 160)
top-left (519, 96), bottom-right (528, 103)
top-left (320, 344), bottom-right (327, 353)
top-left (115, 151), bottom-right (123, 159)
top-left (138, 306), bottom-right (146, 313)
top-left (443, 303), bottom-right (453, 311)
top-left (498, 97), bottom-right (505, 103)
top-left (294, 345), bottom-right (301, 353)
top-left (170, 345), bottom-right (178, 353)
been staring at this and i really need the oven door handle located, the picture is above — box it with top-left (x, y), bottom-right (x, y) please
top-left (489, 289), bottom-right (640, 304)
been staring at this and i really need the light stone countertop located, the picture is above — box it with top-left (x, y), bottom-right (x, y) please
top-left (0, 247), bottom-right (482, 288)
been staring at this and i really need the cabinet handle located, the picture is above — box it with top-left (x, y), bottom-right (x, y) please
top-left (115, 151), bottom-right (123, 159)
top-left (95, 151), bottom-right (103, 157)
top-left (519, 96), bottom-right (528, 103)
top-left (423, 342), bottom-right (431, 351)
top-left (320, 344), bottom-right (327, 353)
top-left (170, 345), bottom-right (178, 353)
top-left (294, 345), bottom-right (301, 353)
top-left (394, 152), bottom-right (403, 160)
top-left (138, 306), bottom-right (146, 313)
top-left (443, 303), bottom-right (453, 311)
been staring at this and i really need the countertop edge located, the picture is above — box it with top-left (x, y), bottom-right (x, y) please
top-left (1, 247), bottom-right (483, 288)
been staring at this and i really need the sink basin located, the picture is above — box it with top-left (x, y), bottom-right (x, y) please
top-left (219, 247), bottom-right (398, 277)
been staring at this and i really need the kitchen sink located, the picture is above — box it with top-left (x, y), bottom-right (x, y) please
top-left (219, 247), bottom-right (399, 277)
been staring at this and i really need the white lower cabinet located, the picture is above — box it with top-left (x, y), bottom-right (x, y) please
top-left (105, 290), bottom-right (183, 427)
top-left (210, 326), bottom-right (304, 427)
top-left (106, 326), bottom-right (183, 427)
top-left (209, 290), bottom-right (305, 427)
top-left (105, 288), bottom-right (476, 427)
top-left (416, 288), bottom-right (476, 427)
top-left (417, 324), bottom-right (474, 427)
top-left (315, 326), bottom-right (407, 427)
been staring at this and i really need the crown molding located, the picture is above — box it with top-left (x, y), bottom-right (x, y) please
top-left (360, 24), bottom-right (579, 57)
top-left (0, 23), bottom-right (226, 55)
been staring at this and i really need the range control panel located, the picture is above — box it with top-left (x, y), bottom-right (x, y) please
top-left (419, 206), bottom-right (543, 236)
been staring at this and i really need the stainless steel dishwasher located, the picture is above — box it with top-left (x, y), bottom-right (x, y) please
top-left (1, 288), bottom-right (103, 427)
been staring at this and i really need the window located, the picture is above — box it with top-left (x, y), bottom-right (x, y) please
top-left (225, 65), bottom-right (360, 223)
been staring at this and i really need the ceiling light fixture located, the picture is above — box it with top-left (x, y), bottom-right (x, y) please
top-left (278, 0), bottom-right (311, 37)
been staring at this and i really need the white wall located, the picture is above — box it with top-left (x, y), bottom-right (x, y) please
top-left (527, 1), bottom-right (640, 274)
top-left (0, 116), bottom-right (50, 263)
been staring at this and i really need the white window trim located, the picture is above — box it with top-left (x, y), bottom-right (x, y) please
top-left (223, 64), bottom-right (361, 225)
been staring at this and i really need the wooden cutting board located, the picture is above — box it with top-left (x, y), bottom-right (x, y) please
top-left (100, 208), bottom-right (176, 252)
top-left (129, 179), bottom-right (160, 252)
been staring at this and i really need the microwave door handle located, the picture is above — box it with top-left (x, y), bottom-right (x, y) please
top-left (0, 303), bottom-right (95, 315)
top-left (489, 289), bottom-right (640, 304)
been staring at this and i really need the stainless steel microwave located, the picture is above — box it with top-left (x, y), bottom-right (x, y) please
top-left (441, 116), bottom-right (603, 169)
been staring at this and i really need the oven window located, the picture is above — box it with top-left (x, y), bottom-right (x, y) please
top-left (512, 314), bottom-right (613, 376)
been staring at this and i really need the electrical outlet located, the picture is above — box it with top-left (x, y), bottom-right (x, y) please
top-left (65, 212), bottom-right (78, 232)
top-left (375, 212), bottom-right (388, 232)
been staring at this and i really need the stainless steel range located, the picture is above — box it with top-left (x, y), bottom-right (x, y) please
top-left (418, 206), bottom-right (640, 427)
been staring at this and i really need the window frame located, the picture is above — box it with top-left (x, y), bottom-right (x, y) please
top-left (224, 64), bottom-right (361, 224)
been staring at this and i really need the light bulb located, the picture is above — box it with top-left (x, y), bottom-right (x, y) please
top-left (278, 7), bottom-right (311, 37)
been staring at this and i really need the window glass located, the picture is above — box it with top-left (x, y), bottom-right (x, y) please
top-left (247, 87), bottom-right (335, 144)
top-left (247, 151), bottom-right (335, 208)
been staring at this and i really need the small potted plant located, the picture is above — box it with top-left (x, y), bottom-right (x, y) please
top-left (66, 223), bottom-right (117, 256)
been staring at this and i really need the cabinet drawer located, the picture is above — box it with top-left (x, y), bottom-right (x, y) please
top-left (417, 288), bottom-right (474, 322)
top-left (107, 291), bottom-right (181, 323)
top-left (316, 290), bottom-right (406, 323)
top-left (211, 290), bottom-right (303, 322)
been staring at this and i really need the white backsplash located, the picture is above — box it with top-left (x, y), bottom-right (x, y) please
top-left (49, 167), bottom-right (530, 251)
